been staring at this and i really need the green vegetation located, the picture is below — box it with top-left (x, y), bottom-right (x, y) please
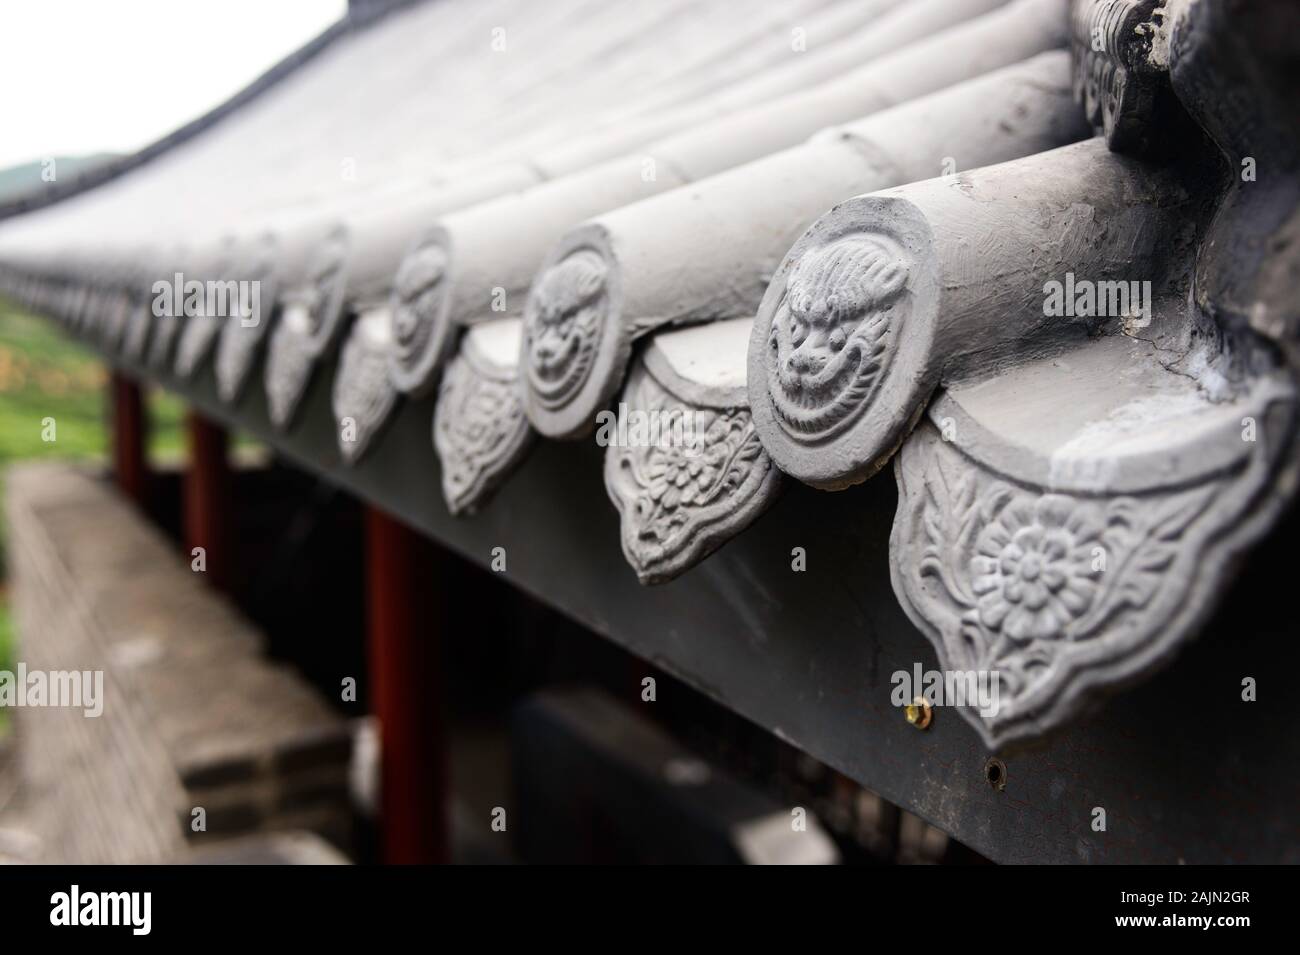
top-left (0, 297), bottom-right (187, 732)
top-left (0, 297), bottom-right (188, 473)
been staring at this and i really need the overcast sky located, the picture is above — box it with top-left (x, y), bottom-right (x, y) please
top-left (0, 0), bottom-right (347, 170)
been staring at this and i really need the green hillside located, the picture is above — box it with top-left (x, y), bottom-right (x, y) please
top-left (0, 153), bottom-right (120, 204)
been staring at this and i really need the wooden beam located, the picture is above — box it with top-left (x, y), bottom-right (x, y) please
top-left (108, 372), bottom-right (148, 506)
top-left (365, 505), bottom-right (449, 864)
top-left (183, 410), bottom-right (233, 593)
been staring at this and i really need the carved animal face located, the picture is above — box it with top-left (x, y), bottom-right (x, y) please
top-left (391, 243), bottom-right (447, 355)
top-left (525, 249), bottom-right (607, 408)
top-left (766, 236), bottom-right (908, 440)
top-left (302, 237), bottom-right (345, 334)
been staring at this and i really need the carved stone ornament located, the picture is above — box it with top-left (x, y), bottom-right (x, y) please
top-left (748, 209), bottom-right (939, 491)
top-left (263, 230), bottom-right (351, 429)
top-left (99, 289), bottom-right (133, 353)
top-left (68, 284), bottom-right (91, 331)
top-left (138, 248), bottom-right (187, 370)
top-left (332, 307), bottom-right (399, 464)
top-left (387, 239), bottom-right (451, 396)
top-left (123, 302), bottom-right (152, 362)
top-left (174, 243), bottom-right (238, 380)
top-left (213, 233), bottom-right (286, 403)
top-left (68, 278), bottom-right (96, 334)
top-left (433, 318), bottom-right (534, 516)
top-left (146, 311), bottom-right (181, 371)
top-left (1069, 0), bottom-right (1172, 154)
top-left (863, 2), bottom-right (1300, 749)
top-left (173, 305), bottom-right (223, 379)
top-left (605, 318), bottom-right (783, 584)
top-left (749, 138), bottom-right (1205, 490)
top-left (890, 336), bottom-right (1296, 751)
top-left (121, 250), bottom-right (166, 362)
top-left (265, 304), bottom-right (317, 430)
top-left (521, 245), bottom-right (614, 439)
top-left (763, 235), bottom-right (908, 443)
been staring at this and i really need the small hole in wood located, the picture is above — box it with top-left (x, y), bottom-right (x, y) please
top-left (985, 757), bottom-right (1007, 792)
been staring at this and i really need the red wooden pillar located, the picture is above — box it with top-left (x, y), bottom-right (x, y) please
top-left (184, 410), bottom-right (233, 594)
top-left (109, 372), bottom-right (148, 506)
top-left (365, 505), bottom-right (449, 864)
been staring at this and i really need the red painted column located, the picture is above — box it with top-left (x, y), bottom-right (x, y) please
top-left (365, 505), bottom-right (449, 864)
top-left (109, 372), bottom-right (148, 506)
top-left (184, 410), bottom-right (233, 594)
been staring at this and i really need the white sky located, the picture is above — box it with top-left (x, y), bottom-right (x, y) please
top-left (0, 0), bottom-right (347, 170)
